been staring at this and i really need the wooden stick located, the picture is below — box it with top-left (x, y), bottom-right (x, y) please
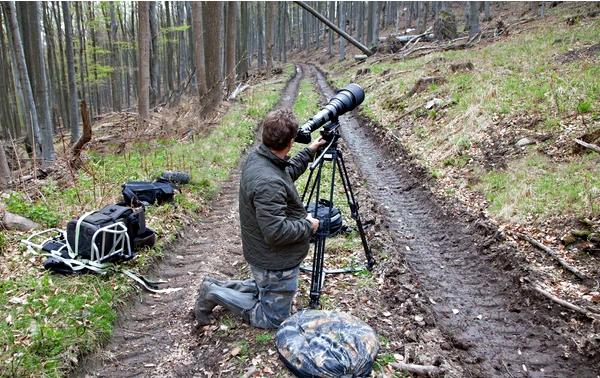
top-left (72, 100), bottom-right (92, 158)
top-left (391, 362), bottom-right (444, 376)
top-left (574, 139), bottom-right (600, 154)
top-left (516, 232), bottom-right (589, 281)
top-left (532, 285), bottom-right (600, 320)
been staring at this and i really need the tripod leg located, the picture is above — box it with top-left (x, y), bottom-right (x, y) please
top-left (337, 152), bottom-right (375, 269)
top-left (309, 235), bottom-right (326, 308)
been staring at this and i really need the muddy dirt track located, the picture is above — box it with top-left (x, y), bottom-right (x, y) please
top-left (77, 65), bottom-right (599, 378)
top-left (309, 66), bottom-right (598, 377)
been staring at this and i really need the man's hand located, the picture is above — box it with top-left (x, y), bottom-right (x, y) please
top-left (306, 213), bottom-right (320, 233)
top-left (308, 137), bottom-right (327, 153)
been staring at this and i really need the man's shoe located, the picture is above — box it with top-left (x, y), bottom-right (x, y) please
top-left (194, 279), bottom-right (217, 325)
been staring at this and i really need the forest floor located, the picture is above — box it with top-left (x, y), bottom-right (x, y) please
top-left (2, 2), bottom-right (600, 378)
top-left (74, 60), bottom-right (599, 377)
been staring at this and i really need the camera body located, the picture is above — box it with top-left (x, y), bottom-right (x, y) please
top-left (296, 84), bottom-right (364, 144)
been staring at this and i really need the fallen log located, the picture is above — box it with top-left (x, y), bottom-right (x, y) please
top-left (516, 232), bottom-right (589, 281)
top-left (531, 285), bottom-right (600, 320)
top-left (574, 138), bottom-right (600, 154)
top-left (391, 362), bottom-right (445, 376)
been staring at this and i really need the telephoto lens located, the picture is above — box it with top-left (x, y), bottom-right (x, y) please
top-left (296, 83), bottom-right (365, 144)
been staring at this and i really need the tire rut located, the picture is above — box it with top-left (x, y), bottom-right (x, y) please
top-left (76, 65), bottom-right (304, 378)
top-left (308, 66), bottom-right (598, 377)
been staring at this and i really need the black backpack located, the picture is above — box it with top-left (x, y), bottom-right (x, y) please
top-left (306, 200), bottom-right (344, 238)
top-left (122, 181), bottom-right (176, 206)
top-left (66, 204), bottom-right (155, 262)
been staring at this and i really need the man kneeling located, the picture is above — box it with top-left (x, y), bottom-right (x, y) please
top-left (195, 108), bottom-right (325, 329)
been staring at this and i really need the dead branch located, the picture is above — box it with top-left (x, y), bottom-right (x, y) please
top-left (531, 285), bottom-right (600, 320)
top-left (227, 83), bottom-right (250, 101)
top-left (516, 232), bottom-right (589, 281)
top-left (391, 362), bottom-right (445, 376)
top-left (574, 139), bottom-right (600, 154)
top-left (72, 100), bottom-right (92, 158)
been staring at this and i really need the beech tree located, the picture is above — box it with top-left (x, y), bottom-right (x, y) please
top-left (137, 2), bottom-right (150, 122)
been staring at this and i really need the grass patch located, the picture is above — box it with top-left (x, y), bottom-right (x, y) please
top-left (0, 67), bottom-right (294, 377)
top-left (254, 332), bottom-right (273, 345)
top-left (477, 152), bottom-right (600, 221)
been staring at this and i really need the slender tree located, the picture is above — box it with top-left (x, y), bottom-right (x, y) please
top-left (62, 2), bottom-right (80, 143)
top-left (149, 2), bottom-right (159, 105)
top-left (24, 2), bottom-right (55, 164)
top-left (138, 2), bottom-right (150, 122)
top-left (203, 1), bottom-right (223, 111)
top-left (3, 1), bottom-right (42, 156)
top-left (225, 1), bottom-right (237, 93)
top-left (265, 2), bottom-right (274, 75)
top-left (339, 1), bottom-right (346, 62)
top-left (469, 1), bottom-right (481, 38)
top-left (191, 2), bottom-right (207, 99)
top-left (238, 1), bottom-right (249, 79)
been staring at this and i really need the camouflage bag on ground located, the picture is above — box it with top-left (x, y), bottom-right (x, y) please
top-left (275, 310), bottom-right (379, 377)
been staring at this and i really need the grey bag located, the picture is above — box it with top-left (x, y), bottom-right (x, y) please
top-left (276, 310), bottom-right (380, 377)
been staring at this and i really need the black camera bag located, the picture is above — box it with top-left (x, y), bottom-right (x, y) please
top-left (306, 200), bottom-right (343, 237)
top-left (122, 181), bottom-right (175, 206)
top-left (67, 204), bottom-right (153, 261)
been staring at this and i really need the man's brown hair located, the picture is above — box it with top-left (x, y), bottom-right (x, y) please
top-left (262, 108), bottom-right (298, 151)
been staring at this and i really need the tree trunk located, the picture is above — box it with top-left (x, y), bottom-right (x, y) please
top-left (137, 2), bottom-right (150, 123)
top-left (0, 140), bottom-right (11, 188)
top-left (203, 1), bottom-right (223, 112)
top-left (367, 1), bottom-right (375, 46)
top-left (75, 3), bottom-right (88, 111)
top-left (239, 1), bottom-right (249, 79)
top-left (257, 2), bottom-right (264, 68)
top-left (149, 2), bottom-right (159, 105)
top-left (265, 2), bottom-right (274, 75)
top-left (339, 1), bottom-right (346, 62)
top-left (225, 1), bottom-right (237, 93)
top-left (191, 2), bottom-right (207, 99)
top-left (51, 2), bottom-right (69, 132)
top-left (483, 2), bottom-right (492, 21)
top-left (108, 2), bottom-right (122, 111)
top-left (24, 2), bottom-right (55, 164)
top-left (328, 1), bottom-right (335, 56)
top-left (469, 1), bottom-right (480, 37)
top-left (3, 1), bottom-right (42, 157)
top-left (61, 2), bottom-right (80, 143)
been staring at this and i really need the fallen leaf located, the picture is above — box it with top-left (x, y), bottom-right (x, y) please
top-left (230, 347), bottom-right (241, 357)
top-left (382, 311), bottom-right (392, 317)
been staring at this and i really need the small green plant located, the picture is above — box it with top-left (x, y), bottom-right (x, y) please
top-left (373, 353), bottom-right (397, 370)
top-left (235, 340), bottom-right (251, 364)
top-left (4, 193), bottom-right (61, 227)
top-left (255, 332), bottom-right (273, 345)
top-left (577, 100), bottom-right (592, 114)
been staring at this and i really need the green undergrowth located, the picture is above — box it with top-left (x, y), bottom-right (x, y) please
top-left (0, 67), bottom-right (293, 377)
top-left (328, 9), bottom-right (600, 223)
top-left (477, 152), bottom-right (600, 221)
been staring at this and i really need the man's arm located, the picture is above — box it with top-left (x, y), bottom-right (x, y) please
top-left (286, 138), bottom-right (327, 182)
top-left (286, 148), bottom-right (314, 182)
top-left (254, 180), bottom-right (312, 247)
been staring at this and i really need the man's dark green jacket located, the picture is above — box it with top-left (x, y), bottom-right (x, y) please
top-left (239, 144), bottom-right (315, 270)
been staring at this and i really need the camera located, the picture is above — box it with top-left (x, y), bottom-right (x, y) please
top-left (296, 83), bottom-right (365, 144)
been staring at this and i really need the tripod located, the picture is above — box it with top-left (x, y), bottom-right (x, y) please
top-left (301, 119), bottom-right (375, 308)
